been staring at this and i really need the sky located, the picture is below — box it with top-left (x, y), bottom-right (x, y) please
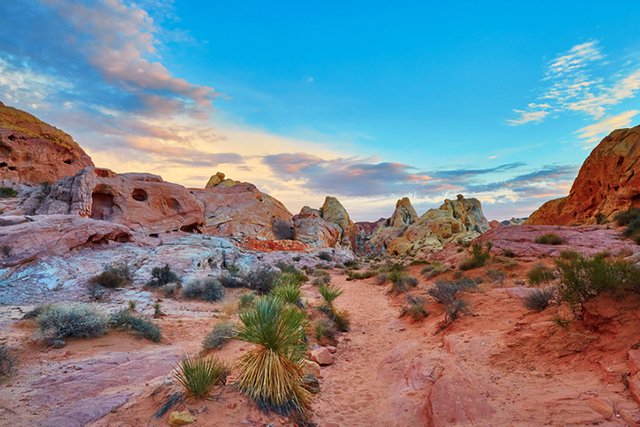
top-left (1, 1), bottom-right (640, 221)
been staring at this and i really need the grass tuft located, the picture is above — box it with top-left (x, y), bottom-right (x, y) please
top-left (174, 354), bottom-right (228, 398)
top-left (203, 321), bottom-right (236, 350)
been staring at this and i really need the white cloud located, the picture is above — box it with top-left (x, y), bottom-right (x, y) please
top-left (508, 40), bottom-right (640, 125)
top-left (575, 109), bottom-right (639, 147)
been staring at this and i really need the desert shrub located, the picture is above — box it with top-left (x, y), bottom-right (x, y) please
top-left (275, 263), bottom-right (308, 284)
top-left (219, 271), bottom-right (244, 288)
top-left (0, 344), bottom-right (16, 378)
top-left (421, 261), bottom-right (447, 279)
top-left (527, 263), bottom-right (556, 286)
top-left (0, 187), bottom-right (17, 198)
top-left (428, 277), bottom-right (477, 304)
top-left (203, 321), bottom-right (236, 350)
top-left (89, 262), bottom-right (133, 289)
top-left (391, 274), bottom-right (418, 293)
top-left (460, 242), bottom-right (492, 270)
top-left (486, 269), bottom-right (506, 286)
top-left (109, 309), bottom-right (161, 342)
top-left (445, 299), bottom-right (467, 322)
top-left (401, 295), bottom-right (428, 320)
top-left (623, 217), bottom-right (640, 244)
top-left (36, 304), bottom-right (108, 340)
top-left (374, 273), bottom-right (388, 286)
top-left (183, 277), bottom-right (225, 302)
top-left (331, 309), bottom-right (350, 332)
top-left (271, 282), bottom-right (302, 306)
top-left (315, 319), bottom-right (337, 342)
top-left (552, 313), bottom-right (571, 327)
top-left (238, 292), bottom-right (256, 310)
top-left (559, 250), bottom-right (581, 260)
top-left (128, 300), bottom-right (136, 311)
top-left (318, 284), bottom-right (343, 311)
top-left (153, 302), bottom-right (163, 317)
top-left (311, 274), bottom-right (330, 286)
top-left (556, 253), bottom-right (640, 314)
top-left (343, 259), bottom-right (360, 269)
top-left (524, 288), bottom-right (555, 312)
top-left (409, 259), bottom-right (429, 266)
top-left (318, 251), bottom-right (333, 261)
top-left (174, 354), bottom-right (228, 398)
top-left (502, 249), bottom-right (516, 258)
top-left (147, 264), bottom-right (181, 288)
top-left (535, 233), bottom-right (564, 245)
top-left (346, 270), bottom-right (375, 280)
top-left (615, 208), bottom-right (640, 226)
top-left (236, 296), bottom-right (309, 414)
top-left (274, 271), bottom-right (306, 288)
top-left (244, 267), bottom-right (280, 294)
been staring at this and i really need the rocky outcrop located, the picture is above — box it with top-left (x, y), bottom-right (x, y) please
top-left (0, 102), bottom-right (93, 184)
top-left (192, 181), bottom-right (293, 240)
top-left (37, 167), bottom-right (204, 235)
top-left (293, 196), bottom-right (355, 249)
top-left (205, 171), bottom-right (241, 189)
top-left (527, 125), bottom-right (640, 225)
top-left (357, 195), bottom-right (489, 256)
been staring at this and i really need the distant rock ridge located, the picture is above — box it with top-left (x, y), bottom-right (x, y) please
top-left (356, 194), bottom-right (490, 256)
top-left (527, 124), bottom-right (640, 225)
top-left (0, 102), bottom-right (93, 184)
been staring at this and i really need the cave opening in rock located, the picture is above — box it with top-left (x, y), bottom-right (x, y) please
top-left (91, 187), bottom-right (115, 220)
top-left (131, 188), bottom-right (148, 202)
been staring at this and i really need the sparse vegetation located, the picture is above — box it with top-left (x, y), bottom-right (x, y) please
top-left (315, 319), bottom-right (337, 342)
top-left (401, 295), bottom-right (428, 320)
top-left (109, 309), bottom-right (162, 342)
top-left (524, 288), bottom-right (555, 312)
top-left (459, 241), bottom-right (492, 270)
top-left (203, 321), bottom-right (236, 350)
top-left (243, 267), bottom-right (280, 294)
top-left (615, 208), bottom-right (640, 244)
top-left (318, 284), bottom-right (343, 311)
top-left (0, 344), bottom-right (16, 379)
top-left (374, 273), bottom-right (388, 286)
top-left (238, 292), bottom-right (256, 310)
top-left (174, 354), bottom-right (229, 398)
top-left (390, 274), bottom-right (418, 293)
top-left (236, 296), bottom-right (309, 414)
top-left (318, 251), bottom-right (333, 262)
top-left (527, 263), bottom-right (556, 286)
top-left (556, 253), bottom-right (640, 315)
top-left (35, 304), bottom-right (109, 341)
top-left (346, 270), bottom-right (375, 280)
top-left (219, 271), bottom-right (244, 288)
top-left (486, 269), bottom-right (506, 286)
top-left (153, 302), bottom-right (163, 317)
top-left (428, 277), bottom-right (477, 324)
top-left (535, 233), bottom-right (564, 245)
top-left (0, 187), bottom-right (17, 198)
top-left (343, 259), bottom-right (360, 269)
top-left (183, 277), bottom-right (225, 301)
top-left (271, 281), bottom-right (302, 306)
top-left (444, 299), bottom-right (467, 322)
top-left (421, 261), bottom-right (447, 279)
top-left (88, 262), bottom-right (133, 295)
top-left (274, 263), bottom-right (308, 284)
top-left (331, 309), bottom-right (351, 332)
top-left (147, 264), bottom-right (181, 288)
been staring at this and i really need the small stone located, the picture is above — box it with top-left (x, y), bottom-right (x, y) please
top-left (310, 347), bottom-right (334, 366)
top-left (168, 411), bottom-right (196, 426)
top-left (301, 359), bottom-right (321, 377)
top-left (326, 346), bottom-right (337, 354)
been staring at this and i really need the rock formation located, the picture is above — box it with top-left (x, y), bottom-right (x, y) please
top-left (37, 167), bottom-right (205, 235)
top-left (192, 181), bottom-right (294, 240)
top-left (0, 102), bottom-right (93, 184)
top-left (293, 197), bottom-right (355, 249)
top-left (205, 171), bottom-right (241, 189)
top-left (357, 195), bottom-right (489, 256)
top-left (527, 125), bottom-right (640, 225)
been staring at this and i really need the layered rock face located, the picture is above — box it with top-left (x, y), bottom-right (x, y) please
top-left (37, 167), bottom-right (205, 235)
top-left (192, 181), bottom-right (293, 240)
top-left (293, 196), bottom-right (355, 249)
top-left (0, 102), bottom-right (93, 184)
top-left (527, 125), bottom-right (640, 225)
top-left (357, 195), bottom-right (490, 256)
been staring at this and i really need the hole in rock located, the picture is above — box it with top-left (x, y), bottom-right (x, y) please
top-left (91, 187), bottom-right (115, 220)
top-left (131, 188), bottom-right (148, 202)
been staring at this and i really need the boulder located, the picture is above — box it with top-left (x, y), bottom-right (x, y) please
top-left (388, 197), bottom-right (418, 228)
top-left (192, 182), bottom-right (293, 240)
top-left (37, 167), bottom-right (204, 235)
top-left (320, 196), bottom-right (356, 249)
top-left (310, 347), bottom-right (335, 366)
top-left (0, 102), bottom-right (93, 184)
top-left (527, 125), bottom-right (640, 225)
top-left (293, 206), bottom-right (342, 248)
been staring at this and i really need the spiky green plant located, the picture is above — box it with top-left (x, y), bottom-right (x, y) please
top-left (318, 284), bottom-right (343, 311)
top-left (238, 292), bottom-right (256, 310)
top-left (236, 296), bottom-right (309, 414)
top-left (174, 354), bottom-right (228, 398)
top-left (271, 282), bottom-right (302, 306)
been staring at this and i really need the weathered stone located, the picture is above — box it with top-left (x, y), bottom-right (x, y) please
top-left (168, 411), bottom-right (197, 426)
top-left (310, 347), bottom-right (335, 366)
top-left (293, 207), bottom-right (341, 248)
top-left (321, 196), bottom-right (356, 249)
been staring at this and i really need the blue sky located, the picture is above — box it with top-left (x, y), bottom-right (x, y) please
top-left (1, 1), bottom-right (640, 221)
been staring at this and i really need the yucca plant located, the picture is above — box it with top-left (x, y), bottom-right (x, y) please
top-left (174, 354), bottom-right (228, 398)
top-left (271, 282), bottom-right (302, 306)
top-left (236, 296), bottom-right (309, 414)
top-left (318, 284), bottom-right (343, 312)
top-left (238, 292), bottom-right (256, 310)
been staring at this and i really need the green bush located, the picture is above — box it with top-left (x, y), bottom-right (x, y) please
top-left (401, 296), bottom-right (428, 320)
top-left (183, 277), bottom-right (225, 302)
top-left (428, 277), bottom-right (477, 304)
top-left (274, 263), bottom-right (308, 284)
top-left (524, 288), bottom-right (555, 312)
top-left (315, 319), bottom-right (337, 342)
top-left (527, 263), bottom-right (556, 286)
top-left (89, 262), bottom-right (133, 289)
top-left (390, 274), bottom-right (418, 293)
top-left (0, 187), bottom-right (17, 198)
top-left (238, 292), bottom-right (256, 310)
top-left (556, 253), bottom-right (640, 314)
top-left (343, 259), bottom-right (360, 269)
top-left (346, 270), bottom-right (375, 280)
top-left (147, 264), bottom-right (181, 288)
top-left (271, 282), bottom-right (302, 306)
top-left (0, 344), bottom-right (16, 379)
top-left (244, 267), bottom-right (280, 294)
top-left (109, 309), bottom-right (161, 342)
top-left (174, 354), bottom-right (228, 398)
top-left (236, 296), bottom-right (309, 414)
top-left (36, 304), bottom-right (108, 340)
top-left (460, 242), bottom-right (492, 270)
top-left (318, 284), bottom-right (343, 311)
top-left (615, 208), bottom-right (640, 226)
top-left (203, 321), bottom-right (236, 350)
top-left (535, 233), bottom-right (564, 245)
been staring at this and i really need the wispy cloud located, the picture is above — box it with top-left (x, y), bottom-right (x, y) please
top-left (508, 40), bottom-right (640, 126)
top-left (575, 109), bottom-right (639, 147)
